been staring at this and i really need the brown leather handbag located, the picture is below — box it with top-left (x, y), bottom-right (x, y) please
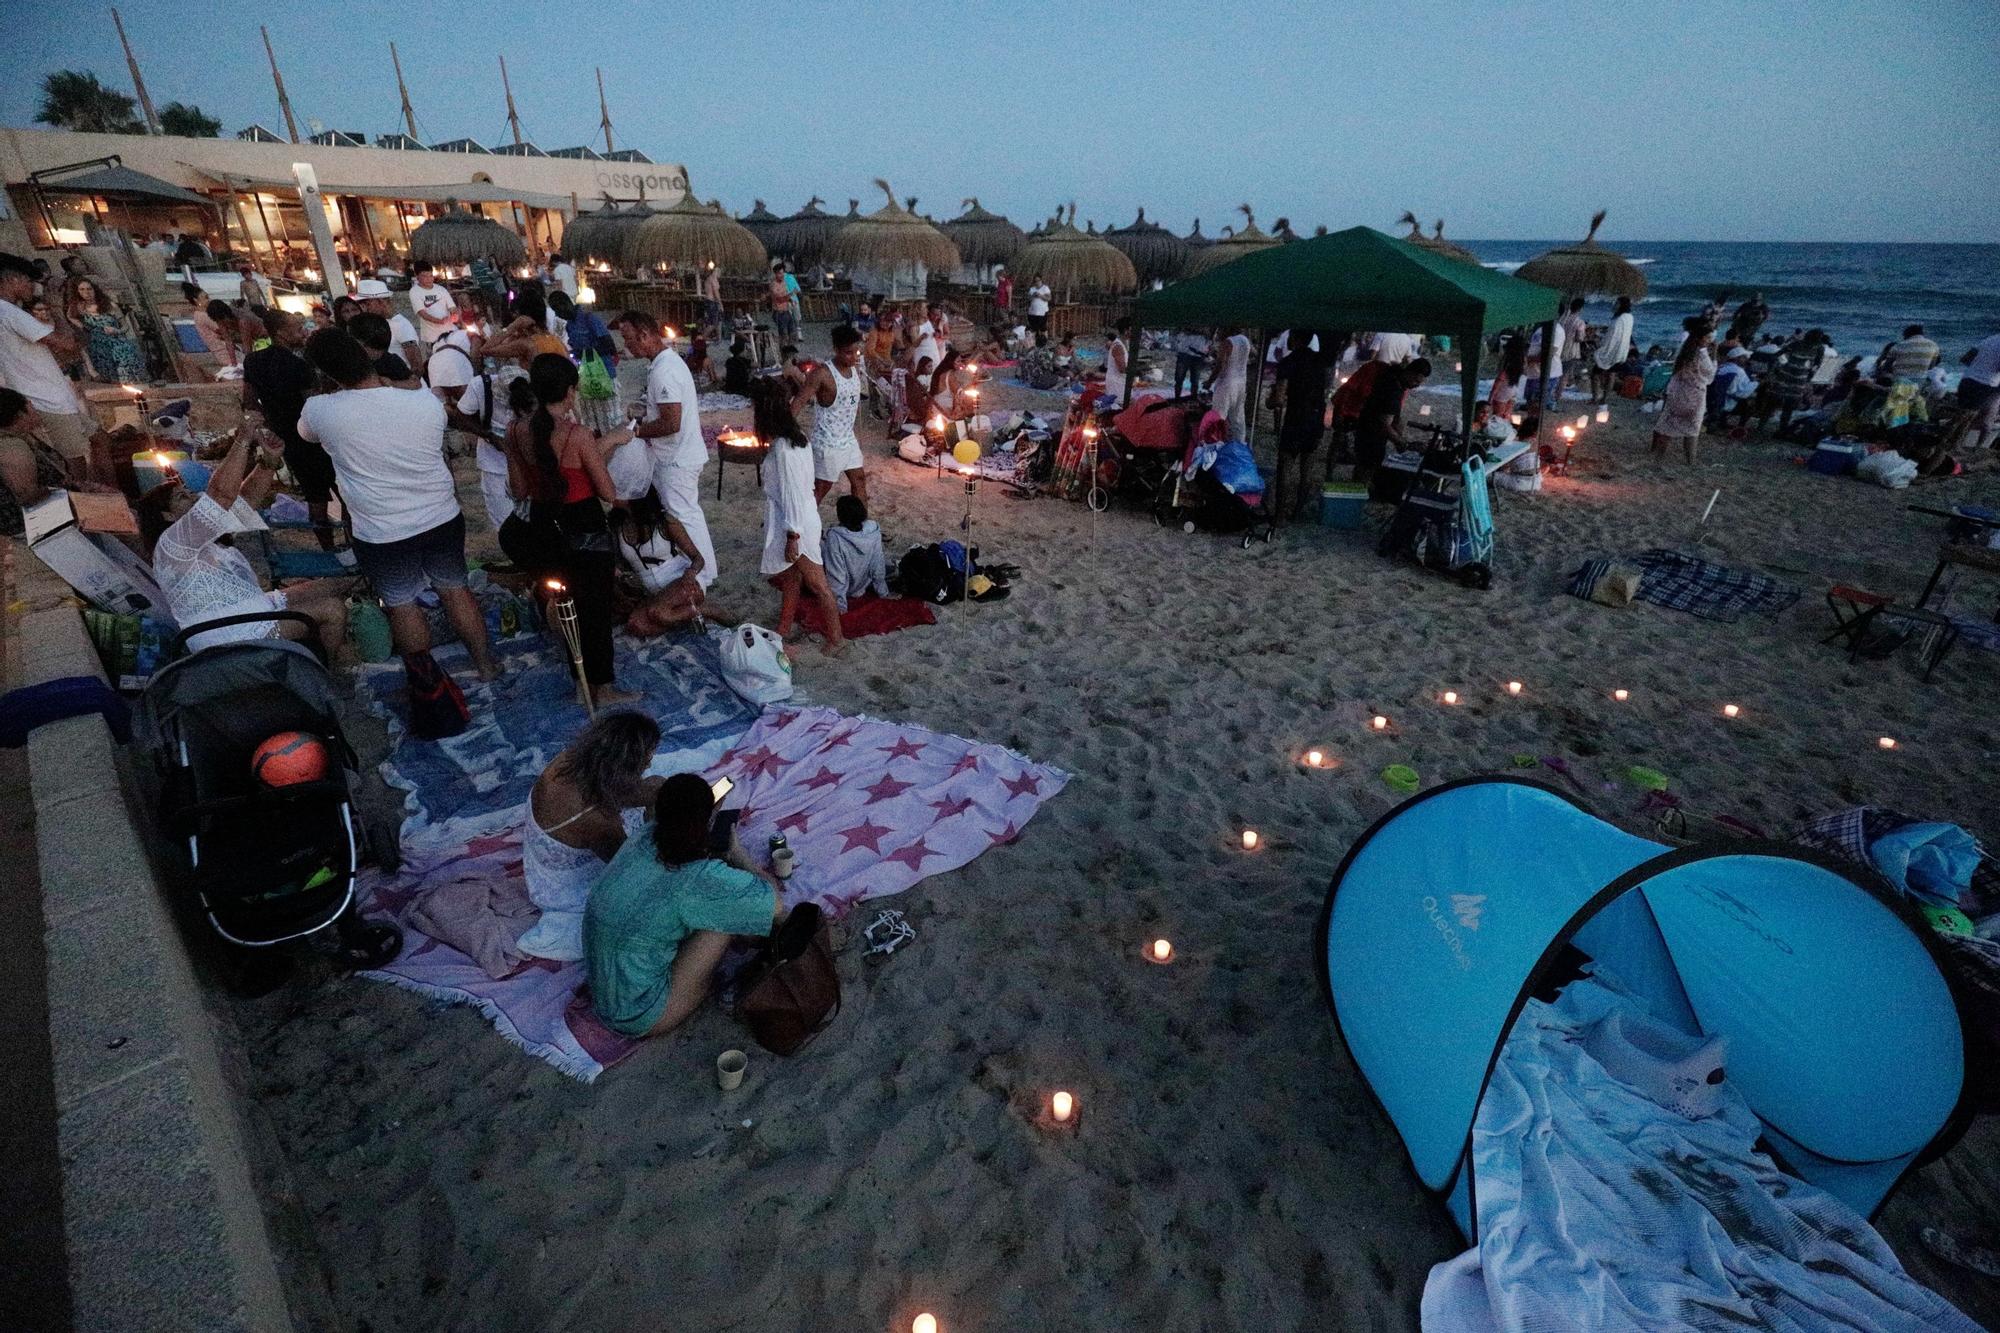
top-left (737, 903), bottom-right (841, 1055)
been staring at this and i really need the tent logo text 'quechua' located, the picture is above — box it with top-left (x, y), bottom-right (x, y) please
top-left (1451, 894), bottom-right (1486, 931)
top-left (1421, 896), bottom-right (1475, 971)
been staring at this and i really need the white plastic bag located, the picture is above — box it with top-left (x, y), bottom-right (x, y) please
top-left (607, 438), bottom-right (654, 501)
top-left (1857, 449), bottom-right (1917, 490)
top-left (718, 623), bottom-right (794, 705)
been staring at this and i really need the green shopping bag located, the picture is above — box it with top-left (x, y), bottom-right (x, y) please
top-left (577, 350), bottom-right (616, 401)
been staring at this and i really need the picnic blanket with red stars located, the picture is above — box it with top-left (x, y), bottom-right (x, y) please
top-left (706, 705), bottom-right (1070, 920)
top-left (357, 705), bottom-right (1067, 1081)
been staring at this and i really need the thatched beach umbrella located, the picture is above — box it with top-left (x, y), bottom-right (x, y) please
top-left (769, 196), bottom-right (843, 270)
top-left (409, 202), bottom-right (526, 268)
top-left (941, 197), bottom-right (1026, 269)
top-left (1181, 205), bottom-right (1280, 278)
top-left (1429, 219), bottom-right (1479, 265)
top-left (1107, 208), bottom-right (1190, 285)
top-left (628, 192), bottom-right (768, 274)
top-left (825, 179), bottom-right (961, 275)
top-left (1516, 210), bottom-right (1647, 299)
top-left (1396, 211), bottom-right (1479, 266)
top-left (736, 198), bottom-right (783, 248)
top-left (1009, 204), bottom-right (1138, 302)
top-left (562, 197), bottom-right (616, 264)
top-left (1185, 218), bottom-right (1213, 249)
top-left (1272, 217), bottom-right (1302, 244)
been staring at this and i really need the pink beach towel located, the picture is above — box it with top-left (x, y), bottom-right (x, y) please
top-left (361, 709), bottom-right (1068, 1080)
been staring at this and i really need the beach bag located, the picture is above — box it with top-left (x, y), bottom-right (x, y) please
top-left (718, 624), bottom-right (793, 705)
top-left (896, 544), bottom-right (958, 604)
top-left (606, 439), bottom-right (654, 500)
top-left (737, 902), bottom-right (840, 1055)
top-left (402, 650), bottom-right (470, 739)
top-left (896, 434), bottom-right (930, 465)
top-left (577, 350), bottom-right (616, 401)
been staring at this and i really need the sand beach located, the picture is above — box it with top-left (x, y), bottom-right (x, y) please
top-left (221, 329), bottom-right (2000, 1331)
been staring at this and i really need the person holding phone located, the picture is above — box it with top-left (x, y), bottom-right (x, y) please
top-left (584, 773), bottom-right (788, 1038)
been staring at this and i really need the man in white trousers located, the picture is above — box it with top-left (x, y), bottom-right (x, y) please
top-left (614, 310), bottom-right (714, 592)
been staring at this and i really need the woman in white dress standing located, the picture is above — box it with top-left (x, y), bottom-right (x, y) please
top-left (793, 324), bottom-right (869, 503)
top-left (1652, 320), bottom-right (1717, 464)
top-left (1103, 315), bottom-right (1132, 402)
top-left (757, 380), bottom-right (846, 654)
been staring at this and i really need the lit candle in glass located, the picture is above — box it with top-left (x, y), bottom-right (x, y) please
top-left (1722, 704), bottom-right (1740, 718)
top-left (1576, 414), bottom-right (1589, 430)
top-left (1560, 425), bottom-right (1577, 442)
top-left (1613, 688), bottom-right (1629, 702)
top-left (913, 1315), bottom-right (938, 1333)
top-left (1371, 715), bottom-right (1389, 731)
top-left (1241, 829), bottom-right (1259, 850)
top-left (1441, 691), bottom-right (1458, 705)
top-left (1506, 680), bottom-right (1523, 695)
top-left (1510, 413), bottom-right (1523, 428)
top-left (1051, 1091), bottom-right (1074, 1123)
top-left (1306, 749), bottom-right (1324, 768)
top-left (1595, 405), bottom-right (1610, 424)
top-left (1419, 404), bottom-right (1431, 416)
top-left (1878, 736), bottom-right (1897, 750)
top-left (1149, 939), bottom-right (1174, 963)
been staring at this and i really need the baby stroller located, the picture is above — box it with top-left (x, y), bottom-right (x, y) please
top-left (137, 609), bottom-right (400, 976)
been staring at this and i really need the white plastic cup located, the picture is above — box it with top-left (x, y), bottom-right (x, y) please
top-left (772, 845), bottom-right (796, 880)
top-left (716, 1049), bottom-right (747, 1091)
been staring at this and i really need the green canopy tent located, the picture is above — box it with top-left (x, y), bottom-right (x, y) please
top-left (1137, 225), bottom-right (1561, 515)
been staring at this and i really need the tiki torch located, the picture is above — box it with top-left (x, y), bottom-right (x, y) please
top-left (545, 579), bottom-right (592, 715)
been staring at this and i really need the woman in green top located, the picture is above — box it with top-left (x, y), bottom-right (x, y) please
top-left (584, 773), bottom-right (786, 1037)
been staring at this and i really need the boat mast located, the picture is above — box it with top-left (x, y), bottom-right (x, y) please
top-left (391, 42), bottom-right (420, 141)
top-left (112, 8), bottom-right (160, 134)
top-left (261, 26), bottom-right (301, 143)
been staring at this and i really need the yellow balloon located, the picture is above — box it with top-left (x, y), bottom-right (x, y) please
top-left (952, 439), bottom-right (982, 466)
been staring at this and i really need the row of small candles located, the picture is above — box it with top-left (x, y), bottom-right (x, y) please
top-left (1242, 681), bottom-right (1901, 848)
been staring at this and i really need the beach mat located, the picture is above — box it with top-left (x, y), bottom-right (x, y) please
top-left (357, 700), bottom-right (1068, 1081)
top-left (797, 594), bottom-right (937, 641)
top-left (353, 629), bottom-right (757, 836)
top-left (1566, 549), bottom-right (1801, 623)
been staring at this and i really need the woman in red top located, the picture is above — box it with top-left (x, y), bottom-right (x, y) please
top-left (508, 353), bottom-right (639, 707)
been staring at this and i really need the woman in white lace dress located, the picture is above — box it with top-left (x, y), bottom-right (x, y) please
top-left (1651, 322), bottom-right (1717, 464)
top-left (515, 711), bottom-right (662, 962)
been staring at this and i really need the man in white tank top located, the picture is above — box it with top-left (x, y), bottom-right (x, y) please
top-left (793, 324), bottom-right (869, 503)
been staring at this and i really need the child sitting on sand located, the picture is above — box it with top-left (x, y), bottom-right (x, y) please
top-left (821, 495), bottom-right (892, 612)
top-left (583, 775), bottom-right (787, 1038)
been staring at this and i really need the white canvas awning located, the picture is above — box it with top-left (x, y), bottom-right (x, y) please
top-left (183, 167), bottom-right (583, 213)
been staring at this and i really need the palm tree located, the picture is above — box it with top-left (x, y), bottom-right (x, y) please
top-left (35, 70), bottom-right (143, 133)
top-left (159, 102), bottom-right (221, 137)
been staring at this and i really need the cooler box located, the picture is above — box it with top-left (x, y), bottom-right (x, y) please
top-left (1320, 483), bottom-right (1369, 530)
top-left (1369, 450), bottom-right (1423, 505)
top-left (1809, 440), bottom-right (1866, 476)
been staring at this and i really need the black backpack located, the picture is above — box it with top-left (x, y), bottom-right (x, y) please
top-left (896, 544), bottom-right (959, 604)
top-left (402, 651), bottom-right (470, 740)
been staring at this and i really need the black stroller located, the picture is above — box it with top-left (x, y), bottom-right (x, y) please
top-left (137, 610), bottom-right (400, 974)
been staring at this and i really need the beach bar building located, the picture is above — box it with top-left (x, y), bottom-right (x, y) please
top-left (0, 126), bottom-right (688, 275)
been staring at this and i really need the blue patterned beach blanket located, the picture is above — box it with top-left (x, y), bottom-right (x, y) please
top-left (1567, 549), bottom-right (1802, 622)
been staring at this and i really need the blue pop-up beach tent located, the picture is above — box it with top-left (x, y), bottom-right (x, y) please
top-left (1316, 775), bottom-right (1974, 1240)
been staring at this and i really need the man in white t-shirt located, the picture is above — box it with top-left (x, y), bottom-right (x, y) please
top-left (614, 310), bottom-right (714, 590)
top-left (1368, 330), bottom-right (1418, 365)
top-left (550, 252), bottom-right (578, 300)
top-left (354, 278), bottom-right (422, 373)
top-left (448, 358), bottom-right (528, 532)
top-left (1209, 327), bottom-right (1254, 441)
top-left (1027, 282), bottom-right (1052, 334)
top-left (409, 262), bottom-right (458, 349)
top-left (1528, 317), bottom-right (1568, 409)
top-left (297, 325), bottom-right (497, 679)
top-left (0, 254), bottom-right (91, 460)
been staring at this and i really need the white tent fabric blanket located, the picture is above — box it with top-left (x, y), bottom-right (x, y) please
top-left (1422, 974), bottom-right (1977, 1332)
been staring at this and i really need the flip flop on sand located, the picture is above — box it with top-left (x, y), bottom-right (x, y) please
top-left (862, 909), bottom-right (916, 960)
top-left (1921, 1227), bottom-right (2000, 1279)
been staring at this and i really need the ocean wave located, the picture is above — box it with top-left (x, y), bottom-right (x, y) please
top-left (1646, 281), bottom-right (1996, 308)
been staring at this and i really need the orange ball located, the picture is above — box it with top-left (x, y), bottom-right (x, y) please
top-left (251, 730), bottom-right (329, 787)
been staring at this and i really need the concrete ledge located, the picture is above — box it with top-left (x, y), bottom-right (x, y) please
top-left (22, 605), bottom-right (295, 1333)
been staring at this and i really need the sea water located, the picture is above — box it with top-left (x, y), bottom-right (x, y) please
top-left (1463, 241), bottom-right (2000, 365)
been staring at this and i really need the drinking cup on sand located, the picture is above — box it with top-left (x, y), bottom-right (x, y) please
top-left (717, 1049), bottom-right (748, 1091)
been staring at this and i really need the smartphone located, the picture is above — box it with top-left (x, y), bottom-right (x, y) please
top-left (710, 776), bottom-right (734, 803)
top-left (706, 806), bottom-right (742, 858)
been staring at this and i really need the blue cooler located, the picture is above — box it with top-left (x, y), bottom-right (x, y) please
top-left (1808, 440), bottom-right (1865, 476)
top-left (1320, 483), bottom-right (1369, 530)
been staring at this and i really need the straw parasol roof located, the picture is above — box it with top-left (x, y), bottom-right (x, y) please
top-left (1272, 217), bottom-right (1302, 244)
top-left (941, 197), bottom-right (1026, 267)
top-left (1396, 211), bottom-right (1480, 265)
top-left (1106, 208), bottom-right (1189, 284)
top-left (408, 202), bottom-right (527, 267)
top-left (1185, 218), bottom-right (1213, 248)
top-left (561, 197), bottom-right (616, 263)
top-left (1181, 205), bottom-right (1281, 278)
top-left (825, 179), bottom-right (961, 273)
top-left (768, 196), bottom-right (842, 269)
top-left (628, 192), bottom-right (769, 274)
top-left (736, 198), bottom-right (783, 247)
top-left (1516, 210), bottom-right (1647, 299)
top-left (1009, 204), bottom-right (1138, 300)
